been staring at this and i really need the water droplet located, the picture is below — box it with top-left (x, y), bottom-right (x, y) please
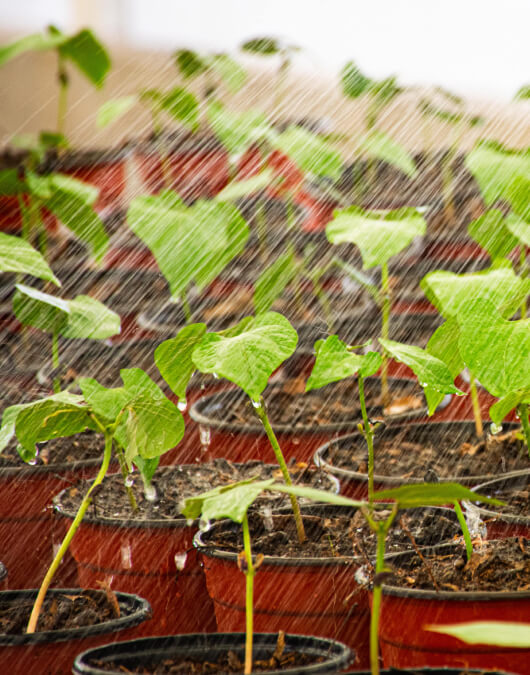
top-left (463, 504), bottom-right (487, 539)
top-left (174, 552), bottom-right (188, 571)
top-left (177, 399), bottom-right (187, 412)
top-left (144, 484), bottom-right (157, 503)
top-left (199, 517), bottom-right (212, 532)
top-left (213, 372), bottom-right (219, 379)
top-left (28, 457), bottom-right (38, 466)
top-left (199, 425), bottom-right (211, 447)
top-left (490, 422), bottom-right (503, 435)
top-left (186, 518), bottom-right (194, 527)
top-left (121, 543), bottom-right (133, 569)
top-left (354, 565), bottom-right (369, 586)
top-left (124, 473), bottom-right (134, 488)
top-left (251, 399), bottom-right (261, 409)
top-left (262, 506), bottom-right (274, 531)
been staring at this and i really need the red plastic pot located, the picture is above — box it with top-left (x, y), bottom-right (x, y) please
top-left (0, 194), bottom-right (58, 235)
top-left (470, 470), bottom-right (530, 539)
top-left (376, 542), bottom-right (530, 673)
top-left (0, 588), bottom-right (150, 675)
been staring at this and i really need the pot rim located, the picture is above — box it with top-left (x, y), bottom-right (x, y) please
top-left (0, 588), bottom-right (150, 646)
top-left (314, 421), bottom-right (525, 488)
top-left (469, 468), bottom-right (530, 525)
top-left (189, 377), bottom-right (427, 435)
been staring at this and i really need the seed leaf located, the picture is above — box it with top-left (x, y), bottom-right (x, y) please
top-left (59, 29), bottom-right (111, 87)
top-left (306, 336), bottom-right (381, 391)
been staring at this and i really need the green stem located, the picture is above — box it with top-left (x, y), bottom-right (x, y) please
top-left (115, 445), bottom-right (138, 512)
top-left (52, 331), bottom-right (60, 393)
top-left (518, 403), bottom-right (530, 456)
top-left (380, 262), bottom-right (391, 407)
top-left (27, 430), bottom-right (113, 633)
top-left (469, 373), bottom-right (483, 438)
top-left (255, 201), bottom-right (268, 262)
top-left (358, 375), bottom-right (375, 505)
top-left (453, 501), bottom-right (473, 561)
top-left (242, 514), bottom-right (255, 675)
top-left (181, 289), bottom-right (192, 323)
top-left (253, 398), bottom-right (306, 543)
top-left (57, 55), bottom-right (68, 138)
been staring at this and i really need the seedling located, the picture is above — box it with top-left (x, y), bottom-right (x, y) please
top-left (325, 205), bottom-right (427, 404)
top-left (0, 367), bottom-right (184, 633)
top-left (154, 312), bottom-right (306, 543)
top-left (12, 283), bottom-right (120, 391)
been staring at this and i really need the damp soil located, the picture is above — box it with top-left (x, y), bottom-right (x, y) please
top-left (0, 589), bottom-right (121, 635)
top-left (200, 507), bottom-right (462, 561)
top-left (473, 473), bottom-right (529, 521)
top-left (55, 460), bottom-right (338, 523)
top-left (386, 537), bottom-right (530, 593)
top-left (201, 379), bottom-right (424, 429)
top-left (326, 427), bottom-right (528, 480)
top-left (0, 430), bottom-right (104, 468)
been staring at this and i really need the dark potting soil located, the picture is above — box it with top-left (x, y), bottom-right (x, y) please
top-left (0, 589), bottom-right (120, 635)
top-left (386, 537), bottom-right (530, 593)
top-left (0, 430), bottom-right (103, 468)
top-left (474, 474), bottom-right (529, 520)
top-left (56, 460), bottom-right (338, 522)
top-left (220, 379), bottom-right (423, 429)
top-left (328, 428), bottom-right (528, 480)
top-left (202, 507), bottom-right (462, 561)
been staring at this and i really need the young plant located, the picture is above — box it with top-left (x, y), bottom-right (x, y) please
top-left (0, 231), bottom-right (60, 285)
top-left (0, 367), bottom-right (184, 632)
top-left (325, 205), bottom-right (427, 404)
top-left (154, 311), bottom-right (306, 543)
top-left (12, 283), bottom-right (120, 391)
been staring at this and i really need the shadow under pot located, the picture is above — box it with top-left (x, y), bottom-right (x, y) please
top-left (189, 377), bottom-right (426, 464)
top-left (376, 538), bottom-right (530, 673)
top-left (194, 504), bottom-right (462, 671)
top-left (0, 588), bottom-right (150, 675)
top-left (314, 421), bottom-right (525, 500)
top-left (469, 469), bottom-right (530, 539)
top-left (72, 633), bottom-right (353, 675)
top-left (52, 462), bottom-right (338, 637)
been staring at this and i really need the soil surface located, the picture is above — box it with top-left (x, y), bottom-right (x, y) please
top-left (386, 537), bottom-right (530, 593)
top-left (0, 589), bottom-right (121, 634)
top-left (200, 507), bottom-right (462, 561)
top-left (473, 473), bottom-right (529, 520)
top-left (56, 461), bottom-right (338, 522)
top-left (0, 430), bottom-right (104, 468)
top-left (199, 379), bottom-right (424, 429)
top-left (325, 427), bottom-right (528, 480)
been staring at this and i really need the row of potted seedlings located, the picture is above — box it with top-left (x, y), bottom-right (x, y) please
top-left (0, 25), bottom-right (529, 675)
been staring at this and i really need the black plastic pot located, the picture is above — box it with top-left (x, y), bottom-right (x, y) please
top-left (470, 469), bottom-right (530, 538)
top-left (73, 632), bottom-right (353, 674)
top-left (0, 588), bottom-right (150, 675)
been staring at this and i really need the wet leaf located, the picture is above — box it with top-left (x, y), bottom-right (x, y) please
top-left (467, 210), bottom-right (520, 261)
top-left (357, 129), bottom-right (417, 179)
top-left (155, 323), bottom-right (207, 399)
top-left (158, 87), bottom-right (199, 132)
top-left (174, 49), bottom-right (207, 78)
top-left (306, 336), bottom-right (381, 391)
top-left (427, 621), bottom-right (530, 647)
top-left (273, 126), bottom-right (342, 180)
top-left (208, 53), bottom-right (247, 93)
top-left (207, 102), bottom-right (273, 154)
top-left (506, 214), bottom-right (530, 246)
top-left (0, 30), bottom-right (68, 66)
top-left (97, 96), bottom-right (137, 128)
top-left (216, 168), bottom-right (273, 202)
top-left (59, 29), bottom-right (111, 88)
top-left (341, 61), bottom-right (371, 98)
top-left (61, 295), bottom-right (120, 340)
top-left (424, 319), bottom-right (464, 414)
top-left (490, 391), bottom-right (530, 427)
top-left (181, 478), bottom-right (276, 522)
top-left (254, 246), bottom-right (298, 314)
top-left (0, 232), bottom-right (60, 285)
top-left (241, 37), bottom-right (281, 55)
top-left (373, 482), bottom-right (504, 508)
top-left (0, 169), bottom-right (25, 195)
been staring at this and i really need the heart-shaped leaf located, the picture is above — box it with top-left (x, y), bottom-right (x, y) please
top-left (253, 246), bottom-right (298, 315)
top-left (423, 319), bottom-right (464, 414)
top-left (357, 129), bottom-right (417, 179)
top-left (155, 323), bottom-right (207, 400)
top-left (59, 29), bottom-right (110, 87)
top-left (467, 210), bottom-right (520, 261)
top-left (273, 126), bottom-right (342, 180)
top-left (0, 233), bottom-right (60, 285)
top-left (61, 295), bottom-right (120, 340)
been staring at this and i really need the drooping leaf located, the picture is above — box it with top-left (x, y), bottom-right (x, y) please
top-left (158, 87), bottom-right (199, 132)
top-left (207, 102), bottom-right (273, 154)
top-left (25, 170), bottom-right (52, 199)
top-left (253, 247), bottom-right (298, 314)
top-left (13, 283), bottom-right (69, 334)
top-left (373, 482), bottom-right (503, 508)
top-left (58, 29), bottom-right (111, 87)
top-left (424, 319), bottom-right (464, 414)
top-left (155, 323), bottom-right (207, 400)
top-left (192, 312), bottom-right (298, 401)
top-left (0, 232), bottom-right (60, 285)
top-left (490, 391), bottom-right (530, 427)
top-left (427, 621), bottom-right (530, 648)
top-left (421, 267), bottom-right (530, 320)
top-left (306, 336), bottom-right (381, 391)
top-left (326, 206), bottom-right (426, 268)
top-left (265, 482), bottom-right (366, 508)
top-left (357, 129), bottom-right (417, 179)
top-left (97, 96), bottom-right (137, 128)
top-left (506, 175), bottom-right (530, 222)
top-left (506, 213), bottom-right (530, 246)
top-left (0, 30), bottom-right (68, 66)
top-left (216, 168), bottom-right (273, 202)
top-left (208, 53), bottom-right (247, 93)
top-left (467, 210), bottom-right (520, 261)
top-left (188, 479), bottom-right (276, 524)
top-left (274, 126), bottom-right (342, 180)
top-left (174, 49), bottom-right (207, 78)
top-left (61, 295), bottom-right (120, 340)
top-left (341, 61), bottom-right (371, 98)
top-left (241, 38), bottom-right (281, 55)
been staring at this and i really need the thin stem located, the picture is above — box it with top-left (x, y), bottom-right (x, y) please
top-left (57, 55), bottom-right (68, 137)
top-left (380, 262), bottom-right (391, 407)
top-left (52, 331), bottom-right (60, 393)
top-left (181, 289), bottom-right (192, 323)
top-left (453, 501), bottom-right (473, 561)
top-left (469, 373), bottom-right (483, 438)
top-left (358, 375), bottom-right (375, 505)
top-left (27, 430), bottom-right (113, 633)
top-left (253, 398), bottom-right (306, 543)
top-left (242, 514), bottom-right (255, 675)
top-left (518, 403), bottom-right (530, 456)
top-left (115, 445), bottom-right (138, 512)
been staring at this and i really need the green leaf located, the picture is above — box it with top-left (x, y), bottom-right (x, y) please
top-left (79, 377), bottom-right (130, 422)
top-left (207, 102), bottom-right (273, 154)
top-left (506, 213), bottom-right (530, 246)
top-left (421, 267), bottom-right (530, 320)
top-left (0, 30), bottom-right (68, 66)
top-left (133, 456), bottom-right (160, 485)
top-left (196, 480), bottom-right (277, 524)
top-left (0, 403), bottom-right (30, 452)
top-left (490, 391), bottom-right (530, 426)
top-left (241, 38), bottom-right (281, 55)
top-left (0, 232), bottom-right (60, 285)
top-left (13, 283), bottom-right (69, 334)
top-left (154, 323), bottom-right (207, 400)
top-left (174, 49), bottom-right (207, 78)
top-left (327, 206), bottom-right (426, 269)
top-left (58, 29), bottom-right (111, 88)
top-left (97, 96), bottom-right (137, 128)
top-left (208, 53), bottom-right (247, 93)
top-left (427, 621), bottom-right (530, 648)
top-left (216, 168), bottom-right (274, 202)
top-left (515, 84), bottom-right (530, 100)
top-left (192, 312), bottom-right (298, 401)
top-left (61, 295), bottom-right (120, 340)
top-left (457, 299), bottom-right (530, 399)
top-left (424, 319), bottom-right (464, 414)
top-left (506, 175), bottom-right (530, 222)
top-left (253, 247), bottom-right (298, 314)
top-left (306, 336), bottom-right (381, 391)
top-left (356, 129), bottom-right (417, 179)
top-left (341, 61), bottom-right (371, 98)
top-left (25, 170), bottom-right (52, 199)
top-left (379, 338), bottom-right (464, 414)
top-left (274, 126), bottom-right (342, 180)
top-left (267, 482), bottom-right (365, 507)
top-left (467, 210), bottom-right (520, 261)
top-left (373, 482), bottom-right (503, 508)
top-left (0, 169), bottom-right (25, 195)
top-left (44, 173), bottom-right (108, 264)
top-left (158, 87), bottom-right (199, 132)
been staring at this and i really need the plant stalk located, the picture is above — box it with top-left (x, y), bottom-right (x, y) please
top-left (453, 501), bottom-right (473, 561)
top-left (380, 262), bottom-right (391, 407)
top-left (57, 55), bottom-right (68, 137)
top-left (181, 289), bottom-right (192, 323)
top-left (27, 430), bottom-right (113, 633)
top-left (254, 398), bottom-right (306, 543)
top-left (518, 403), bottom-right (530, 455)
top-left (115, 445), bottom-right (138, 512)
top-left (468, 373), bottom-right (483, 438)
top-left (242, 514), bottom-right (255, 675)
top-left (358, 375), bottom-right (375, 505)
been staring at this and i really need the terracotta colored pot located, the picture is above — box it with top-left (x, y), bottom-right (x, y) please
top-left (377, 542), bottom-right (530, 673)
top-left (314, 421), bottom-right (522, 500)
top-left (348, 669), bottom-right (517, 674)
top-left (0, 588), bottom-right (150, 675)
top-left (0, 561), bottom-right (7, 590)
top-left (469, 470), bottom-right (530, 539)
top-left (72, 633), bottom-right (354, 674)
top-left (189, 377), bottom-right (426, 465)
top-left (0, 194), bottom-right (58, 235)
